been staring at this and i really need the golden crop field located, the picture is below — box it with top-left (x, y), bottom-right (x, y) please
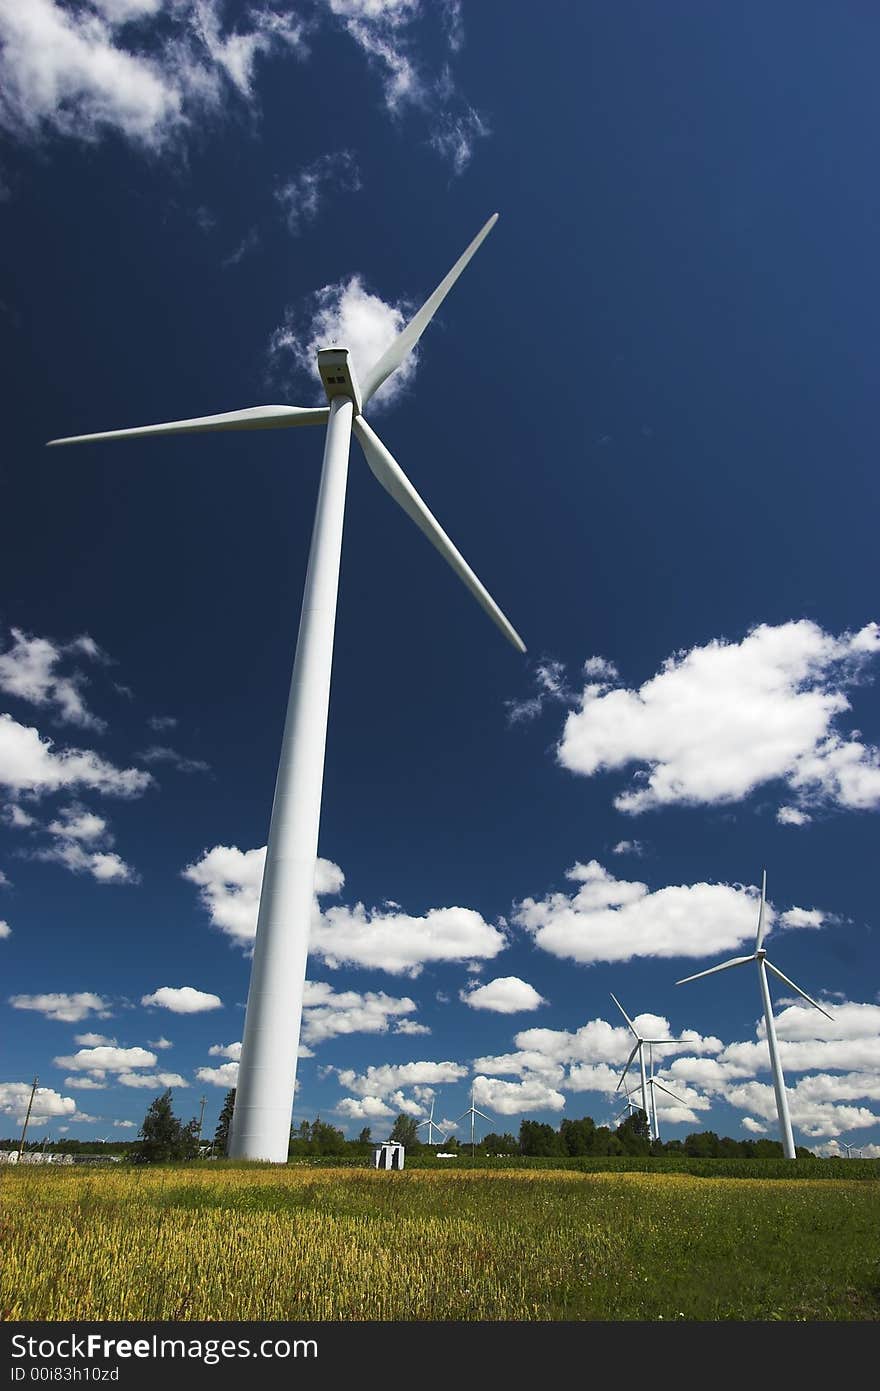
top-left (2, 1164), bottom-right (878, 1321)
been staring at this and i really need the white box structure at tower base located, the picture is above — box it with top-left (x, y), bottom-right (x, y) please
top-left (373, 1142), bottom-right (405, 1170)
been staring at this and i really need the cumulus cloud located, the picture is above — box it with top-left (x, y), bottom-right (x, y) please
top-left (0, 921), bottom-right (10, 939)
top-left (196, 1061), bottom-right (239, 1087)
top-left (0, 0), bottom-right (308, 151)
top-left (148, 1036), bottom-right (173, 1050)
top-left (473, 1074), bottom-right (565, 1116)
top-left (269, 275), bottom-right (418, 410)
top-left (335, 1095), bottom-right (394, 1121)
top-left (32, 802), bottom-right (139, 884)
top-left (73, 1032), bottom-right (116, 1046)
top-left (335, 1060), bottom-right (467, 1099)
top-left (741, 1116), bottom-right (767, 1134)
top-left (556, 621), bottom-right (880, 817)
top-left (182, 843), bottom-right (344, 946)
top-left (0, 714), bottom-right (152, 800)
top-left (300, 980), bottom-right (419, 1044)
top-left (141, 986), bottom-right (222, 1013)
top-left (207, 1041), bottom-right (241, 1061)
top-left (10, 992), bottom-right (112, 1023)
top-left (0, 627), bottom-right (107, 730)
top-left (514, 860), bottom-right (769, 965)
top-left (275, 150), bottom-right (360, 234)
top-left (184, 842), bottom-right (505, 975)
top-left (612, 840), bottom-right (645, 857)
top-left (117, 1070), bottom-right (188, 1088)
top-left (0, 1081), bottom-right (77, 1123)
top-left (459, 976), bottom-right (546, 1014)
top-left (56, 1044), bottom-right (156, 1073)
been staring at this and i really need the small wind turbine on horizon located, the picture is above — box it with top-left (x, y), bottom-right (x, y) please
top-left (48, 214), bottom-right (525, 1164)
top-left (611, 993), bottom-right (678, 1142)
top-left (676, 868), bottom-right (833, 1161)
top-left (643, 1043), bottom-right (691, 1143)
top-left (839, 1139), bottom-right (862, 1159)
top-left (417, 1097), bottom-right (447, 1146)
top-left (457, 1086), bottom-right (493, 1156)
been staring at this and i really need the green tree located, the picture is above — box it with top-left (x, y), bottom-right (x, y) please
top-left (134, 1090), bottom-right (199, 1164)
top-left (684, 1130), bottom-right (721, 1158)
top-left (616, 1109), bottom-right (651, 1155)
top-left (480, 1132), bottom-right (516, 1155)
top-left (560, 1116), bottom-right (597, 1156)
top-left (519, 1120), bottom-right (565, 1156)
top-left (357, 1127), bottom-right (372, 1145)
top-left (389, 1114), bottom-right (420, 1149)
top-left (213, 1088), bottom-right (236, 1155)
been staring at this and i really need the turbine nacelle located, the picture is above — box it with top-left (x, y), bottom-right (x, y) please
top-left (317, 348), bottom-right (363, 415)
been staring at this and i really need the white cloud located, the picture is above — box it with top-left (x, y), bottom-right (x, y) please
top-left (741, 1116), bottom-right (767, 1134)
top-left (147, 715), bottom-right (177, 732)
top-left (196, 1061), bottom-right (238, 1087)
top-left (394, 1020), bottom-right (430, 1036)
top-left (136, 746), bottom-right (210, 774)
top-left (336, 1095), bottom-right (394, 1121)
top-left (556, 621), bottom-right (880, 816)
top-left (473, 1075), bottom-right (565, 1116)
top-left (73, 1032), bottom-right (116, 1046)
top-left (276, 150), bottom-right (360, 234)
top-left (185, 843), bottom-right (506, 975)
top-left (0, 0), bottom-right (307, 152)
top-left (269, 275), bottom-right (418, 410)
top-left (148, 1036), bottom-right (172, 1050)
top-left (0, 920), bottom-right (10, 939)
top-left (505, 660), bottom-right (576, 726)
top-left (117, 1070), bottom-right (188, 1088)
top-left (723, 1079), bottom-right (880, 1138)
top-left (428, 106), bottom-right (488, 175)
top-left (0, 714), bottom-right (152, 799)
top-left (459, 976), bottom-right (546, 1014)
top-left (32, 804), bottom-right (139, 884)
top-left (141, 986), bottom-right (222, 1013)
top-left (56, 1045), bottom-right (156, 1072)
top-left (777, 806), bottom-right (811, 826)
top-left (779, 907), bottom-right (827, 931)
top-left (514, 860), bottom-right (766, 965)
top-left (182, 843), bottom-right (344, 946)
top-left (0, 627), bottom-right (106, 730)
top-left (63, 1076), bottom-right (107, 1090)
top-left (4, 804), bottom-right (36, 828)
top-left (10, 992), bottom-right (112, 1023)
top-left (336, 1060), bottom-right (467, 1099)
top-left (327, 0), bottom-right (424, 111)
top-left (113, 1119), bottom-right (136, 1128)
top-left (207, 1041), bottom-right (241, 1061)
top-left (300, 980), bottom-right (418, 1044)
top-left (0, 1081), bottom-right (77, 1123)
top-left (612, 840), bottom-right (645, 856)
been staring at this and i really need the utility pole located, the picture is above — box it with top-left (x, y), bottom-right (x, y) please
top-left (18, 1076), bottom-right (39, 1159)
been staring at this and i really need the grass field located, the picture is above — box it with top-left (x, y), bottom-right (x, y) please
top-left (2, 1163), bottom-right (878, 1321)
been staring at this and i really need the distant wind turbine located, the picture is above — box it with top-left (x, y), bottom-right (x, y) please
top-left (417, 1097), bottom-right (446, 1146)
top-left (839, 1139), bottom-right (862, 1159)
top-left (676, 868), bottom-right (833, 1161)
top-left (456, 1086), bottom-right (493, 1156)
top-left (48, 215), bottom-right (524, 1163)
top-left (611, 994), bottom-right (678, 1142)
top-left (643, 1043), bottom-right (691, 1143)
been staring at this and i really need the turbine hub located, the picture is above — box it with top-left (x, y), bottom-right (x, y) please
top-left (318, 347), bottom-right (362, 415)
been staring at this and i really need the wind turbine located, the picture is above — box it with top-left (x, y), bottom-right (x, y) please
top-left (48, 215), bottom-right (524, 1164)
top-left (614, 1086), bottom-right (640, 1126)
top-left (456, 1086), bottom-right (493, 1156)
top-left (839, 1139), bottom-right (862, 1159)
top-left (611, 994), bottom-right (677, 1142)
top-left (416, 1097), bottom-right (446, 1146)
top-left (676, 868), bottom-right (833, 1161)
top-left (643, 1045), bottom-right (691, 1143)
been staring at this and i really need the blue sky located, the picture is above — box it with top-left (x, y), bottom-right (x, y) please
top-left (1, 2), bottom-right (878, 1153)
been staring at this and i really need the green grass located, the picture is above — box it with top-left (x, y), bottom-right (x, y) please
top-left (2, 1164), bottom-right (878, 1321)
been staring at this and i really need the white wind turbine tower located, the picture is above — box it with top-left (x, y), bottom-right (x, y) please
top-left (676, 868), bottom-right (833, 1161)
top-left (642, 1043), bottom-right (691, 1143)
top-left (611, 993), bottom-right (677, 1142)
top-left (456, 1086), bottom-right (493, 1156)
top-left (417, 1097), bottom-right (446, 1146)
top-left (839, 1139), bottom-right (862, 1159)
top-left (48, 214), bottom-right (525, 1163)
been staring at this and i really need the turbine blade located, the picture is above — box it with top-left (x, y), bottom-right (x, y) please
top-left (756, 868), bottom-right (768, 952)
top-left (616, 1042), bottom-right (640, 1090)
top-left (473, 1109), bottom-right (493, 1123)
top-left (610, 992), bottom-right (639, 1038)
top-left (650, 1079), bottom-right (690, 1107)
top-left (352, 417), bottom-right (526, 653)
top-left (47, 404), bottom-right (329, 447)
top-left (359, 213), bottom-right (498, 404)
top-left (764, 960), bottom-right (834, 1020)
top-left (675, 955), bottom-right (755, 985)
